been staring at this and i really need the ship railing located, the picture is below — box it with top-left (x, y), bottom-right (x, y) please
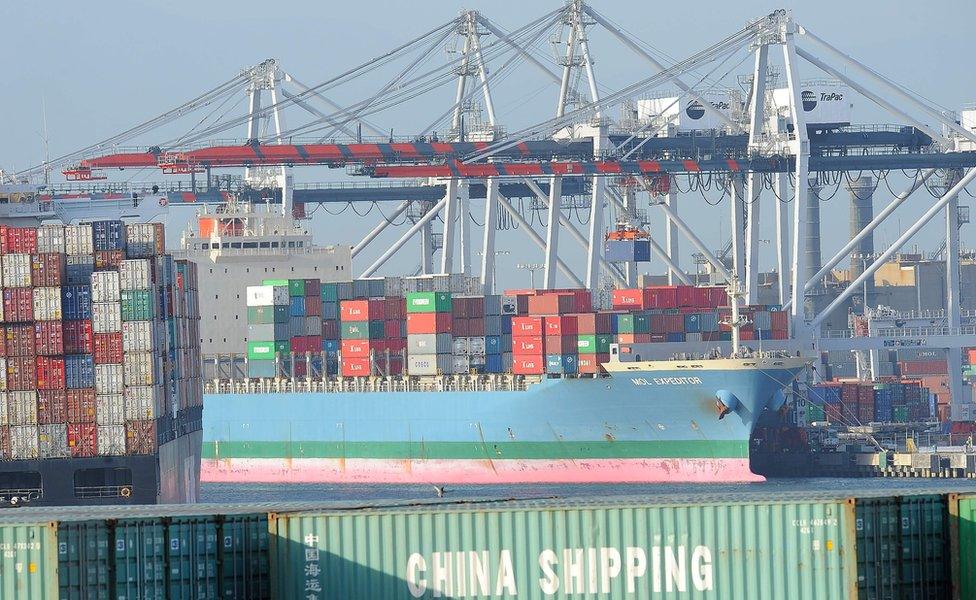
top-left (74, 485), bottom-right (129, 499)
top-left (822, 325), bottom-right (976, 338)
top-left (204, 375), bottom-right (533, 395)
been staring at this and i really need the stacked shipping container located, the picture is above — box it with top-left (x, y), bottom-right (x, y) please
top-left (807, 381), bottom-right (932, 424)
top-left (0, 222), bottom-right (201, 462)
top-left (406, 292), bottom-right (453, 375)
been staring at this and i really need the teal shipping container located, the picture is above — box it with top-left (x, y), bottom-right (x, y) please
top-left (270, 496), bottom-right (857, 600)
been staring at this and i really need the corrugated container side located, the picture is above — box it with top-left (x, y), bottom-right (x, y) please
top-left (0, 523), bottom-right (58, 598)
top-left (270, 499), bottom-right (856, 600)
top-left (114, 518), bottom-right (168, 598)
top-left (57, 521), bottom-right (110, 600)
top-left (96, 424), bottom-right (126, 455)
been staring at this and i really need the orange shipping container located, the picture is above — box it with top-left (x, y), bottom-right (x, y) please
top-left (512, 356), bottom-right (545, 375)
top-left (341, 339), bottom-right (386, 359)
top-left (341, 357), bottom-right (372, 377)
top-left (341, 299), bottom-right (386, 321)
top-left (513, 336), bottom-right (545, 355)
top-left (511, 316), bottom-right (544, 337)
top-left (406, 313), bottom-right (452, 335)
top-left (578, 353), bottom-right (611, 374)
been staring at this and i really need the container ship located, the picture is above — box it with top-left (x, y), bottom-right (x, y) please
top-left (198, 203), bottom-right (807, 484)
top-left (0, 222), bottom-right (203, 506)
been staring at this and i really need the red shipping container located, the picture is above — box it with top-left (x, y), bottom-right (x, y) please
top-left (126, 420), bottom-right (157, 455)
top-left (513, 336), bottom-right (545, 355)
top-left (386, 338), bottom-right (406, 354)
top-left (466, 317), bottom-right (485, 337)
top-left (739, 330), bottom-right (755, 341)
top-left (322, 319), bottom-right (339, 340)
top-left (304, 335), bottom-right (322, 353)
top-left (36, 356), bottom-right (66, 390)
top-left (0, 225), bottom-right (7, 254)
top-left (384, 297), bottom-right (405, 320)
top-left (406, 313), bottom-right (452, 335)
top-left (663, 314), bottom-right (684, 334)
top-left (527, 293), bottom-right (576, 316)
top-left (5, 227), bottom-right (37, 254)
top-left (544, 315), bottom-right (578, 336)
top-left (617, 333), bottom-right (636, 344)
top-left (2, 288), bottom-right (33, 322)
top-left (6, 356), bottom-right (36, 391)
top-left (899, 360), bottom-right (948, 376)
top-left (63, 321), bottom-right (94, 354)
top-left (341, 339), bottom-right (386, 359)
top-left (770, 310), bottom-right (789, 331)
top-left (67, 389), bottom-right (96, 423)
top-left (94, 250), bottom-right (124, 270)
top-left (37, 389), bottom-right (67, 424)
top-left (341, 357), bottom-right (372, 377)
top-left (304, 296), bottom-right (323, 317)
top-left (4, 324), bottom-right (36, 357)
top-left (644, 286), bottom-right (678, 309)
top-left (94, 333), bottom-right (124, 364)
top-left (544, 335), bottom-right (576, 354)
top-left (512, 317), bottom-right (544, 337)
top-left (0, 428), bottom-right (8, 460)
top-left (578, 353), bottom-right (611, 374)
top-left (383, 320), bottom-right (402, 339)
top-left (68, 423), bottom-right (97, 458)
top-left (341, 299), bottom-right (385, 321)
top-left (31, 253), bottom-right (65, 287)
top-left (514, 294), bottom-right (531, 315)
top-left (512, 356), bottom-right (545, 375)
top-left (0, 328), bottom-right (6, 357)
top-left (34, 321), bottom-right (64, 356)
top-left (611, 289), bottom-right (646, 310)
top-left (453, 318), bottom-right (468, 337)
top-left (294, 361), bottom-right (308, 377)
top-left (573, 313), bottom-right (612, 335)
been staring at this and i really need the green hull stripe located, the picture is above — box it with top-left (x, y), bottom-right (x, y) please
top-left (202, 440), bottom-right (748, 460)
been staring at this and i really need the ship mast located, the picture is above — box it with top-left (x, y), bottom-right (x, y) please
top-left (727, 274), bottom-right (749, 357)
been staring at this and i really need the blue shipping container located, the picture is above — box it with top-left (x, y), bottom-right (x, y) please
top-left (62, 286), bottom-right (93, 321)
top-left (684, 313), bottom-right (701, 333)
top-left (322, 339), bottom-right (339, 353)
top-left (289, 297), bottom-right (305, 317)
top-left (700, 312), bottom-right (720, 332)
top-left (485, 335), bottom-right (502, 355)
top-left (322, 302), bottom-right (338, 321)
top-left (66, 263), bottom-right (94, 286)
top-left (604, 239), bottom-right (651, 262)
top-left (65, 355), bottom-right (96, 389)
top-left (545, 354), bottom-right (578, 374)
top-left (484, 354), bottom-right (504, 373)
top-left (92, 220), bottom-right (127, 251)
top-left (501, 315), bottom-right (513, 335)
top-left (666, 332), bottom-right (685, 342)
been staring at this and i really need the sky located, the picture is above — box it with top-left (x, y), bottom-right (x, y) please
top-left (2, 0), bottom-right (974, 287)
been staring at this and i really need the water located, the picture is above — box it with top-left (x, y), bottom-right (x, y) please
top-left (200, 478), bottom-right (976, 504)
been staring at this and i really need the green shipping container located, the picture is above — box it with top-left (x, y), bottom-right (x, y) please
top-left (220, 514), bottom-right (271, 599)
top-left (893, 406), bottom-right (909, 422)
top-left (247, 305), bottom-right (289, 324)
top-left (262, 278), bottom-right (289, 287)
top-left (321, 283), bottom-right (339, 303)
top-left (270, 496), bottom-right (856, 600)
top-left (168, 517), bottom-right (219, 599)
top-left (58, 521), bottom-right (111, 599)
top-left (248, 341), bottom-right (277, 361)
top-left (0, 523), bottom-right (58, 598)
top-left (855, 495), bottom-right (950, 599)
top-left (121, 289), bottom-right (154, 321)
top-left (617, 313), bottom-right (650, 334)
top-left (951, 494), bottom-right (976, 600)
top-left (288, 279), bottom-right (306, 297)
top-left (577, 334), bottom-right (613, 354)
top-left (808, 404), bottom-right (827, 423)
top-left (406, 291), bottom-right (452, 313)
top-left (340, 320), bottom-right (385, 340)
top-left (114, 518), bottom-right (168, 599)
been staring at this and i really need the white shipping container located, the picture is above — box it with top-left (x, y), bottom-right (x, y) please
top-left (96, 394), bottom-right (126, 425)
top-left (123, 352), bottom-right (155, 386)
top-left (65, 224), bottom-right (95, 255)
top-left (9, 425), bottom-right (39, 459)
top-left (96, 425), bottom-right (126, 456)
top-left (125, 223), bottom-right (160, 247)
top-left (123, 386), bottom-right (156, 420)
top-left (468, 337), bottom-right (486, 356)
top-left (452, 355), bottom-right (471, 372)
top-left (406, 333), bottom-right (452, 355)
top-left (0, 392), bottom-right (6, 425)
top-left (2, 253), bottom-right (32, 287)
top-left (452, 337), bottom-right (470, 356)
top-left (38, 423), bottom-right (68, 459)
top-left (36, 224), bottom-right (66, 254)
top-left (7, 391), bottom-right (37, 426)
top-left (122, 321), bottom-right (155, 352)
top-left (91, 271), bottom-right (121, 302)
top-left (95, 364), bottom-right (124, 395)
top-left (32, 286), bottom-right (62, 321)
top-left (92, 302), bottom-right (122, 333)
top-left (0, 358), bottom-right (6, 392)
top-left (246, 285), bottom-right (289, 307)
top-left (120, 259), bottom-right (154, 290)
top-left (406, 353), bottom-right (453, 376)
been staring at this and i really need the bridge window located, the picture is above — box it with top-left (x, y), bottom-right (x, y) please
top-left (0, 471), bottom-right (42, 498)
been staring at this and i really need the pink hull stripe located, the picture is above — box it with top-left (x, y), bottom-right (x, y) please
top-left (201, 458), bottom-right (763, 484)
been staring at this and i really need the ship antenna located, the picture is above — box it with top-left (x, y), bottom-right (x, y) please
top-left (725, 274), bottom-right (749, 358)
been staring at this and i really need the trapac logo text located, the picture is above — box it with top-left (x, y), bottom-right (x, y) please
top-left (405, 544), bottom-right (714, 597)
